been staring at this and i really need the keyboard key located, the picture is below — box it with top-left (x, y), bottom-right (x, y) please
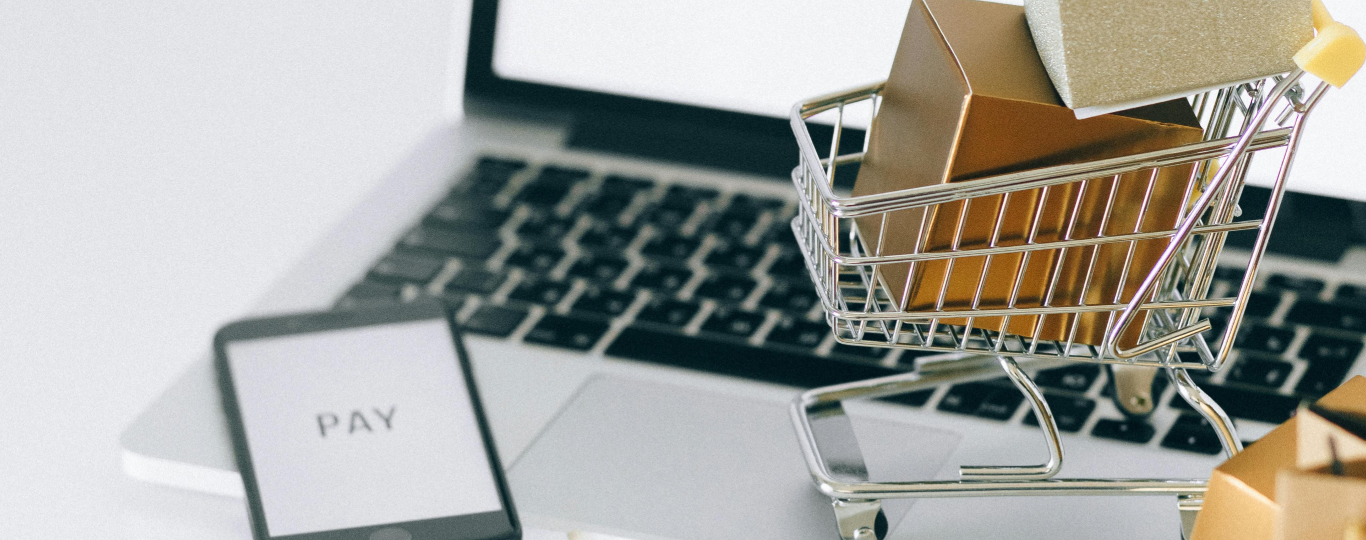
top-left (1297, 360), bottom-right (1354, 397)
top-left (1213, 266), bottom-right (1245, 282)
top-left (728, 194), bottom-right (784, 210)
top-left (504, 244), bottom-right (565, 273)
top-left (700, 307), bottom-right (766, 339)
top-left (1168, 384), bottom-right (1300, 424)
top-left (708, 212), bottom-right (760, 238)
top-left (635, 298), bottom-right (700, 327)
top-left (508, 279), bottom-right (571, 306)
top-left (401, 227), bottom-right (501, 260)
top-left (516, 182), bottom-right (573, 207)
top-left (600, 174), bottom-right (653, 196)
top-left (462, 304), bottom-right (527, 337)
top-left (606, 326), bottom-right (902, 388)
top-left (937, 383), bottom-right (998, 415)
top-left (1264, 274), bottom-right (1325, 295)
top-left (829, 343), bottom-right (889, 362)
top-left (367, 252), bottom-right (446, 284)
top-left (975, 388), bottom-right (1024, 420)
top-left (424, 197), bottom-right (510, 230)
top-left (1298, 334), bottom-right (1362, 366)
top-left (1334, 284), bottom-right (1366, 306)
top-left (1022, 393), bottom-right (1096, 433)
top-left (760, 279), bottom-right (821, 313)
top-left (579, 221), bottom-right (639, 251)
top-left (1285, 300), bottom-right (1366, 333)
top-left (765, 316), bottom-right (829, 349)
top-left (462, 157), bottom-right (525, 196)
top-left (1204, 314), bottom-right (1229, 343)
top-left (695, 274), bottom-right (758, 303)
top-left (1234, 325), bottom-right (1294, 355)
top-left (339, 280), bottom-right (402, 306)
top-left (434, 292), bottom-right (466, 312)
top-left (878, 389), bottom-right (936, 408)
top-left (641, 235), bottom-right (702, 261)
top-left (1227, 358), bottom-right (1294, 389)
top-left (659, 185), bottom-right (718, 211)
top-left (762, 218), bottom-right (796, 243)
top-left (567, 253), bottom-right (629, 281)
top-left (643, 206), bottom-right (694, 230)
top-left (1032, 364), bottom-right (1101, 394)
top-left (631, 264), bottom-right (693, 293)
top-left (1160, 414), bottom-right (1225, 455)
top-left (516, 213), bottom-right (576, 240)
top-left (572, 287), bottom-right (635, 318)
top-left (516, 167), bottom-right (589, 207)
top-left (1243, 292), bottom-right (1281, 318)
top-left (539, 165), bottom-right (591, 181)
top-left (578, 194), bottom-right (634, 220)
top-left (1091, 419), bottom-right (1156, 444)
top-left (444, 267), bottom-right (505, 295)
top-left (523, 314), bottom-right (610, 351)
top-left (475, 156), bottom-right (527, 173)
top-left (767, 249), bottom-right (809, 279)
top-left (705, 243), bottom-right (766, 271)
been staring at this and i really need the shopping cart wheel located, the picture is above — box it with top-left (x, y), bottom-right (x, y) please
top-left (830, 499), bottom-right (887, 540)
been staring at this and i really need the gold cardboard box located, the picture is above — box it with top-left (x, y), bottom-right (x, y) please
top-left (1190, 376), bottom-right (1366, 540)
top-left (1023, 0), bottom-right (1312, 112)
top-left (1278, 379), bottom-right (1366, 540)
top-left (853, 0), bottom-right (1205, 347)
top-left (1278, 464), bottom-right (1366, 540)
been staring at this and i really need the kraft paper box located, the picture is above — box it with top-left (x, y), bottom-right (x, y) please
top-left (1024, 0), bottom-right (1313, 115)
top-left (1278, 378), bottom-right (1366, 540)
top-left (1278, 463), bottom-right (1366, 540)
top-left (1191, 376), bottom-right (1366, 540)
top-left (853, 0), bottom-right (1204, 348)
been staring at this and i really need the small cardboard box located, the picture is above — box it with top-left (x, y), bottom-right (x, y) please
top-left (1023, 0), bottom-right (1313, 115)
top-left (1278, 464), bottom-right (1366, 540)
top-left (853, 0), bottom-right (1204, 347)
top-left (1278, 381), bottom-right (1366, 540)
top-left (1191, 376), bottom-right (1366, 540)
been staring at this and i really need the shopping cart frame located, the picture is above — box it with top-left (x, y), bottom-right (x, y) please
top-left (787, 67), bottom-right (1338, 540)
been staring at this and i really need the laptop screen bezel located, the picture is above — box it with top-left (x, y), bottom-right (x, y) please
top-left (462, 0), bottom-right (798, 146)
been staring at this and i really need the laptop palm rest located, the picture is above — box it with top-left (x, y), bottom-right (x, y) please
top-left (506, 375), bottom-right (961, 540)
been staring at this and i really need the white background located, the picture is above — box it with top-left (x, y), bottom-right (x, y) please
top-left (2, 0), bottom-right (1365, 538)
top-left (229, 320), bottom-right (502, 536)
top-left (1, 1), bottom-right (459, 537)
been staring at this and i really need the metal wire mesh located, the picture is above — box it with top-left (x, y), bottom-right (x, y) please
top-left (789, 73), bottom-right (1328, 370)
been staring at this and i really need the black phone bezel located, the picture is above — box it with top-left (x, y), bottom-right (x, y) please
top-left (213, 299), bottom-right (520, 540)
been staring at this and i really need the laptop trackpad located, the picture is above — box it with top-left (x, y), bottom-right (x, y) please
top-left (506, 376), bottom-right (961, 540)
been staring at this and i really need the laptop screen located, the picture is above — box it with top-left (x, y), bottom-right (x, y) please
top-left (491, 0), bottom-right (914, 125)
top-left (480, 0), bottom-right (1366, 202)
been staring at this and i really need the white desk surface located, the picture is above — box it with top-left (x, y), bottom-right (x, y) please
top-left (1, 1), bottom-right (459, 537)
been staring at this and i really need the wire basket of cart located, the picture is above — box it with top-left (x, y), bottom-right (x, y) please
top-left (787, 55), bottom-right (1358, 540)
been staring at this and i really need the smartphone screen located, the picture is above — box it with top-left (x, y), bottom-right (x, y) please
top-left (217, 303), bottom-right (517, 540)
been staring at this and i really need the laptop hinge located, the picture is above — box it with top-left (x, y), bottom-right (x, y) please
top-left (567, 111), bottom-right (859, 180)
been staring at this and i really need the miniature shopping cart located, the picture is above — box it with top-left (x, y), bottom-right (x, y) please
top-left (787, 11), bottom-right (1364, 540)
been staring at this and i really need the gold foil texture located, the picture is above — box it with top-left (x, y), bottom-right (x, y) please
top-left (853, 0), bottom-right (1205, 348)
top-left (1024, 0), bottom-right (1313, 110)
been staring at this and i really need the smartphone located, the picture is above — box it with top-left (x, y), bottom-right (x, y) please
top-left (214, 299), bottom-right (519, 540)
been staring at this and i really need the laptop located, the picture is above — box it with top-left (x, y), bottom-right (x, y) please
top-left (121, 0), bottom-right (1366, 538)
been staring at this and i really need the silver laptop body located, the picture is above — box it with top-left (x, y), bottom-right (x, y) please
top-left (121, 1), bottom-right (1366, 539)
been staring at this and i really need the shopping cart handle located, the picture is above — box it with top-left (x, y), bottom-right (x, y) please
top-left (1295, 0), bottom-right (1365, 87)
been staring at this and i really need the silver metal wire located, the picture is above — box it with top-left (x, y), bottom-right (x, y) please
top-left (789, 72), bottom-right (1326, 370)
top-left (788, 69), bottom-right (1337, 540)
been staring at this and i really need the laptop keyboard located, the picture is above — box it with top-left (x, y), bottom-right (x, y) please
top-left (338, 154), bottom-right (1365, 456)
